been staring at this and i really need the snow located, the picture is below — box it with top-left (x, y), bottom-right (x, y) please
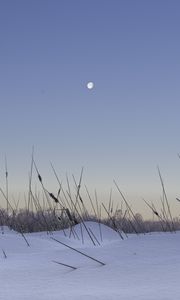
top-left (0, 222), bottom-right (180, 299)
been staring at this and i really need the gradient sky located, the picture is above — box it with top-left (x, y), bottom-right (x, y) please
top-left (1, 0), bottom-right (180, 217)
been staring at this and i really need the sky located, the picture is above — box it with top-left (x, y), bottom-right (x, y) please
top-left (0, 0), bottom-right (180, 217)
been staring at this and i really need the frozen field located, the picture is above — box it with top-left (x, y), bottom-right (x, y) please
top-left (0, 222), bottom-right (180, 300)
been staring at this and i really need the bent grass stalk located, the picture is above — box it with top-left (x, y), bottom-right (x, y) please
top-left (157, 166), bottom-right (175, 232)
top-left (52, 260), bottom-right (77, 270)
top-left (114, 180), bottom-right (145, 233)
top-left (102, 203), bottom-right (124, 239)
top-left (51, 237), bottom-right (105, 266)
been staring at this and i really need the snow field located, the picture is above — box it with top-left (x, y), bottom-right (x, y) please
top-left (0, 222), bottom-right (180, 300)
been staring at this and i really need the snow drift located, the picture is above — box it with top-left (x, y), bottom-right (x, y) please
top-left (0, 222), bottom-right (180, 300)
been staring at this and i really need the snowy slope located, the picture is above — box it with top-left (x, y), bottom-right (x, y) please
top-left (0, 222), bottom-right (180, 300)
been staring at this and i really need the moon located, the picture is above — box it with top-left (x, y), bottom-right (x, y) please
top-left (87, 81), bottom-right (94, 89)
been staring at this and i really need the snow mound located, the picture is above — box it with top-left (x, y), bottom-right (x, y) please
top-left (67, 221), bottom-right (121, 245)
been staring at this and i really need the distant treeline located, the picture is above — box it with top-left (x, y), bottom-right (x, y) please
top-left (1, 208), bottom-right (180, 234)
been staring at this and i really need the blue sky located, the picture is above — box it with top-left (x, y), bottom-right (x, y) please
top-left (0, 0), bottom-right (180, 217)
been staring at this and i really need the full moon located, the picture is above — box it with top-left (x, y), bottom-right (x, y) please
top-left (87, 81), bottom-right (94, 89)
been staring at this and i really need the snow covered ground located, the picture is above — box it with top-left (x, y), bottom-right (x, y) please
top-left (0, 222), bottom-right (180, 300)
